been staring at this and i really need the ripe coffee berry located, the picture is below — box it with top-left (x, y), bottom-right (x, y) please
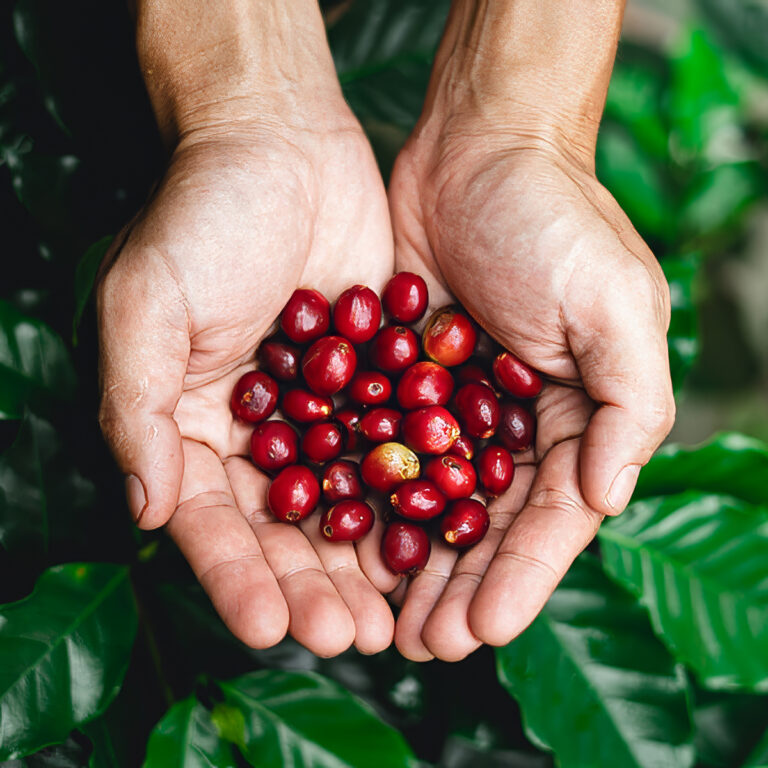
top-left (448, 434), bottom-right (475, 461)
top-left (424, 455), bottom-right (477, 499)
top-left (281, 389), bottom-right (333, 423)
top-left (280, 289), bottom-right (330, 343)
top-left (441, 499), bottom-right (490, 548)
top-left (456, 363), bottom-right (495, 390)
top-left (320, 501), bottom-right (374, 542)
top-left (230, 371), bottom-right (278, 423)
top-left (498, 402), bottom-right (536, 452)
top-left (301, 421), bottom-right (343, 464)
top-left (250, 420), bottom-right (299, 473)
top-left (476, 445), bottom-right (514, 497)
top-left (402, 406), bottom-right (460, 455)
top-left (390, 480), bottom-right (446, 521)
top-left (333, 285), bottom-right (382, 343)
top-left (348, 370), bottom-right (392, 406)
top-left (257, 341), bottom-right (301, 382)
top-left (322, 460), bottom-right (364, 503)
top-left (454, 382), bottom-right (500, 439)
top-left (359, 408), bottom-right (402, 443)
top-left (381, 271), bottom-right (428, 323)
top-left (382, 521), bottom-right (431, 574)
top-left (396, 362), bottom-right (454, 410)
top-left (268, 465), bottom-right (320, 523)
top-left (422, 307), bottom-right (476, 367)
top-left (361, 442), bottom-right (420, 492)
top-left (369, 326), bottom-right (419, 373)
top-left (334, 408), bottom-right (361, 451)
top-left (493, 351), bottom-right (543, 398)
top-left (302, 336), bottom-right (357, 396)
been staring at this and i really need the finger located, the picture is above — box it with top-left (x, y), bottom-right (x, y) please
top-left (166, 441), bottom-right (289, 649)
top-left (355, 502), bottom-right (401, 595)
top-left (469, 438), bottom-right (603, 646)
top-left (98, 247), bottom-right (188, 529)
top-left (225, 457), bottom-right (356, 658)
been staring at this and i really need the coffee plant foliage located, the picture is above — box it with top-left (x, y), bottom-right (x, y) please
top-left (2, 1), bottom-right (768, 766)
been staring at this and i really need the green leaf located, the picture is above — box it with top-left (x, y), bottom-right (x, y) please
top-left (697, 0), bottom-right (768, 76)
top-left (496, 554), bottom-right (693, 768)
top-left (0, 563), bottom-right (138, 760)
top-left (0, 300), bottom-right (75, 419)
top-left (73, 236), bottom-right (112, 345)
top-left (661, 253), bottom-right (700, 391)
top-left (744, 726), bottom-right (768, 767)
top-left (598, 492), bottom-right (768, 690)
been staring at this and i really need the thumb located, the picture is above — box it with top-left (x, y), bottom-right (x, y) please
top-left (97, 247), bottom-right (189, 529)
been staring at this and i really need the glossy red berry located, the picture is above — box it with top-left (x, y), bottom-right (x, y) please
top-left (476, 445), bottom-right (515, 497)
top-left (358, 408), bottom-right (402, 443)
top-left (422, 307), bottom-right (477, 367)
top-left (280, 289), bottom-right (330, 344)
top-left (257, 341), bottom-right (301, 382)
top-left (301, 421), bottom-right (343, 464)
top-left (334, 408), bottom-right (361, 451)
top-left (396, 362), bottom-right (454, 410)
top-left (333, 285), bottom-right (382, 343)
top-left (454, 382), bottom-right (500, 439)
top-left (281, 389), bottom-right (333, 423)
top-left (499, 402), bottom-right (536, 452)
top-left (348, 371), bottom-right (392, 406)
top-left (230, 371), bottom-right (278, 423)
top-left (381, 272), bottom-right (429, 323)
top-left (402, 406), bottom-right (460, 455)
top-left (302, 335), bottom-right (357, 396)
top-left (250, 420), bottom-right (299, 473)
top-left (369, 326), bottom-right (419, 373)
top-left (424, 455), bottom-right (477, 500)
top-left (441, 499), bottom-right (490, 548)
top-left (493, 352), bottom-right (543, 398)
top-left (390, 480), bottom-right (446, 521)
top-left (322, 460), bottom-right (364, 503)
top-left (320, 500), bottom-right (375, 542)
top-left (361, 442), bottom-right (420, 492)
top-left (448, 434), bottom-right (475, 461)
top-left (268, 465), bottom-right (320, 523)
top-left (456, 363), bottom-right (494, 390)
top-left (381, 521), bottom-right (430, 574)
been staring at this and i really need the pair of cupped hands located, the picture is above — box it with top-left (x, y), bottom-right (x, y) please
top-left (97, 87), bottom-right (674, 662)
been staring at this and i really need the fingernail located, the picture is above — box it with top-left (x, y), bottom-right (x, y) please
top-left (606, 464), bottom-right (641, 512)
top-left (125, 474), bottom-right (148, 524)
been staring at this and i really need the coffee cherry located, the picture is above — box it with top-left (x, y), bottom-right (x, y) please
top-left (402, 406), bottom-right (460, 455)
top-left (257, 341), bottom-right (301, 382)
top-left (333, 285), bottom-right (382, 343)
top-left (281, 389), bottom-right (333, 423)
top-left (230, 371), bottom-right (278, 423)
top-left (390, 480), bottom-right (446, 521)
top-left (369, 326), bottom-right (419, 373)
top-left (361, 442), bottom-right (420, 492)
top-left (454, 382), bottom-right (500, 439)
top-left (441, 499), bottom-right (490, 548)
top-left (476, 445), bottom-right (514, 497)
top-left (448, 434), bottom-right (475, 461)
top-left (322, 459), bottom-right (364, 503)
top-left (250, 420), bottom-right (299, 473)
top-left (381, 521), bottom-right (430, 574)
top-left (280, 289), bottom-right (330, 343)
top-left (381, 272), bottom-right (429, 323)
top-left (268, 465), bottom-right (320, 523)
top-left (334, 408), bottom-right (361, 451)
top-left (396, 361), bottom-right (454, 410)
top-left (498, 402), bottom-right (536, 452)
top-left (301, 421), bottom-right (343, 464)
top-left (359, 408), bottom-right (402, 443)
top-left (493, 351), bottom-right (542, 398)
top-left (422, 307), bottom-right (476, 367)
top-left (321, 500), bottom-right (375, 542)
top-left (456, 363), bottom-right (494, 390)
top-left (424, 455), bottom-right (477, 499)
top-left (302, 335), bottom-right (357, 396)
top-left (348, 371), bottom-right (392, 406)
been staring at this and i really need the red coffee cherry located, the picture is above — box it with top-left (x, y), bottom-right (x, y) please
top-left (402, 406), bottom-right (460, 455)
top-left (348, 370), bottom-right (392, 406)
top-left (381, 521), bottom-right (431, 574)
top-left (301, 421), bottom-right (343, 464)
top-left (268, 465), bottom-right (320, 523)
top-left (250, 420), bottom-right (299, 473)
top-left (361, 442), bottom-right (420, 492)
top-left (390, 480), bottom-right (446, 521)
top-left (424, 455), bottom-right (477, 500)
top-left (448, 434), bottom-right (475, 461)
top-left (358, 408), bottom-right (402, 443)
top-left (320, 500), bottom-right (375, 542)
top-left (422, 307), bottom-right (477, 367)
top-left (333, 285), bottom-right (382, 343)
top-left (498, 402), bottom-right (536, 452)
top-left (280, 289), bottom-right (330, 344)
top-left (456, 363), bottom-right (494, 390)
top-left (454, 382), bottom-right (500, 439)
top-left (441, 499), bottom-right (490, 548)
top-left (334, 408), bottom-right (361, 451)
top-left (493, 351), bottom-right (543, 398)
top-left (369, 326), bottom-right (419, 373)
top-left (476, 445), bottom-right (514, 497)
top-left (230, 371), bottom-right (278, 423)
top-left (322, 459), bottom-right (364, 503)
top-left (257, 341), bottom-right (301, 382)
top-left (396, 361), bottom-right (454, 410)
top-left (302, 335), bottom-right (357, 396)
top-left (281, 389), bottom-right (333, 423)
top-left (381, 272), bottom-right (429, 323)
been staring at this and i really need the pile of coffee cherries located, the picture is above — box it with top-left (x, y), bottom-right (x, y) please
top-left (230, 273), bottom-right (541, 575)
